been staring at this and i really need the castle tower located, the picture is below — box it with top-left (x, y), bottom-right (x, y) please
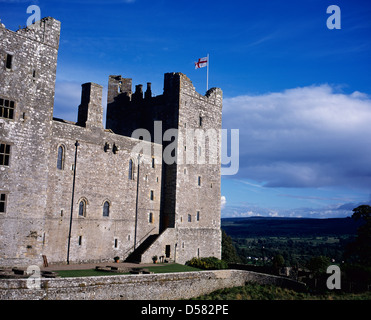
top-left (0, 17), bottom-right (61, 267)
top-left (163, 73), bottom-right (223, 263)
top-left (106, 72), bottom-right (223, 264)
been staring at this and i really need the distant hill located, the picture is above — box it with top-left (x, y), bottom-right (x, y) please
top-left (221, 216), bottom-right (363, 238)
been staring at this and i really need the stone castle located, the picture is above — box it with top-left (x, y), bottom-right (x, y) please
top-left (0, 17), bottom-right (222, 267)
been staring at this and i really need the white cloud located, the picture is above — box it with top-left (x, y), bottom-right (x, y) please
top-left (221, 201), bottom-right (369, 219)
top-left (221, 196), bottom-right (226, 210)
top-left (223, 84), bottom-right (371, 189)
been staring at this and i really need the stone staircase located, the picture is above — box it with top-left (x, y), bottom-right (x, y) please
top-left (124, 233), bottom-right (160, 263)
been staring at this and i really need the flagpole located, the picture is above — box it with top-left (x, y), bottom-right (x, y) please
top-left (206, 53), bottom-right (209, 92)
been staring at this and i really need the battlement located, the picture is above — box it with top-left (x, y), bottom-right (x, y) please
top-left (107, 72), bottom-right (222, 106)
top-left (106, 72), bottom-right (222, 137)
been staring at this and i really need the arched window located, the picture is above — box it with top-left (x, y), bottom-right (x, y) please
top-left (103, 201), bottom-right (110, 217)
top-left (128, 159), bottom-right (134, 180)
top-left (57, 145), bottom-right (64, 170)
top-left (78, 199), bottom-right (87, 217)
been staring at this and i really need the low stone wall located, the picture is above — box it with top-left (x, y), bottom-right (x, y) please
top-left (0, 269), bottom-right (306, 300)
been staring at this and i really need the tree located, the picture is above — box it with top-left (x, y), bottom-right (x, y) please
top-left (272, 254), bottom-right (285, 274)
top-left (221, 230), bottom-right (241, 264)
top-left (272, 254), bottom-right (285, 268)
top-left (307, 256), bottom-right (331, 276)
top-left (345, 205), bottom-right (371, 266)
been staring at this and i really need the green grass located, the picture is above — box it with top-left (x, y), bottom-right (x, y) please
top-left (146, 263), bottom-right (201, 273)
top-left (192, 282), bottom-right (371, 300)
top-left (55, 269), bottom-right (129, 278)
top-left (54, 263), bottom-right (201, 278)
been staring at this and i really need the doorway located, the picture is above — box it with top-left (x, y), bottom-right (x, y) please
top-left (165, 245), bottom-right (171, 258)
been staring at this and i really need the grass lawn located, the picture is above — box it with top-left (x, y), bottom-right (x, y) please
top-left (55, 269), bottom-right (129, 278)
top-left (146, 263), bottom-right (200, 273)
top-left (55, 263), bottom-right (201, 278)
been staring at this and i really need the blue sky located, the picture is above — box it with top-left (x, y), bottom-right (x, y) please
top-left (2, 0), bottom-right (371, 218)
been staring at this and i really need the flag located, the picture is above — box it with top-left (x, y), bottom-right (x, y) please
top-left (194, 56), bottom-right (208, 69)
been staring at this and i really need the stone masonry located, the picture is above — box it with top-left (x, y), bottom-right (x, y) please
top-left (0, 17), bottom-right (222, 268)
top-left (0, 269), bottom-right (306, 300)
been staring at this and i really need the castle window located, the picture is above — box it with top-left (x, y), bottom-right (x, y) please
top-left (196, 211), bottom-right (200, 221)
top-left (103, 201), bottom-right (110, 217)
top-left (151, 157), bottom-right (155, 168)
top-left (128, 159), bottom-right (134, 180)
top-left (149, 212), bottom-right (153, 223)
top-left (0, 193), bottom-right (7, 213)
top-left (198, 176), bottom-right (201, 186)
top-left (0, 98), bottom-right (15, 120)
top-left (0, 143), bottom-right (11, 166)
top-left (188, 214), bottom-right (192, 222)
top-left (114, 238), bottom-right (118, 248)
top-left (199, 116), bottom-right (203, 127)
top-left (150, 190), bottom-right (154, 201)
top-left (57, 145), bottom-right (65, 170)
top-left (78, 236), bottom-right (82, 246)
top-left (78, 199), bottom-right (87, 217)
top-left (5, 54), bottom-right (13, 70)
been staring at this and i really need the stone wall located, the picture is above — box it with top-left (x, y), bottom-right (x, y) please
top-left (44, 119), bottom-right (163, 265)
top-left (0, 269), bottom-right (306, 300)
top-left (0, 18), bottom-right (61, 267)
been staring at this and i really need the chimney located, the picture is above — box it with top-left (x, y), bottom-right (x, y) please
top-left (77, 82), bottom-right (103, 129)
top-left (145, 82), bottom-right (152, 99)
top-left (132, 84), bottom-right (144, 102)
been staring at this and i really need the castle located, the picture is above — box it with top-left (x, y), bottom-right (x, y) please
top-left (0, 17), bottom-right (222, 267)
